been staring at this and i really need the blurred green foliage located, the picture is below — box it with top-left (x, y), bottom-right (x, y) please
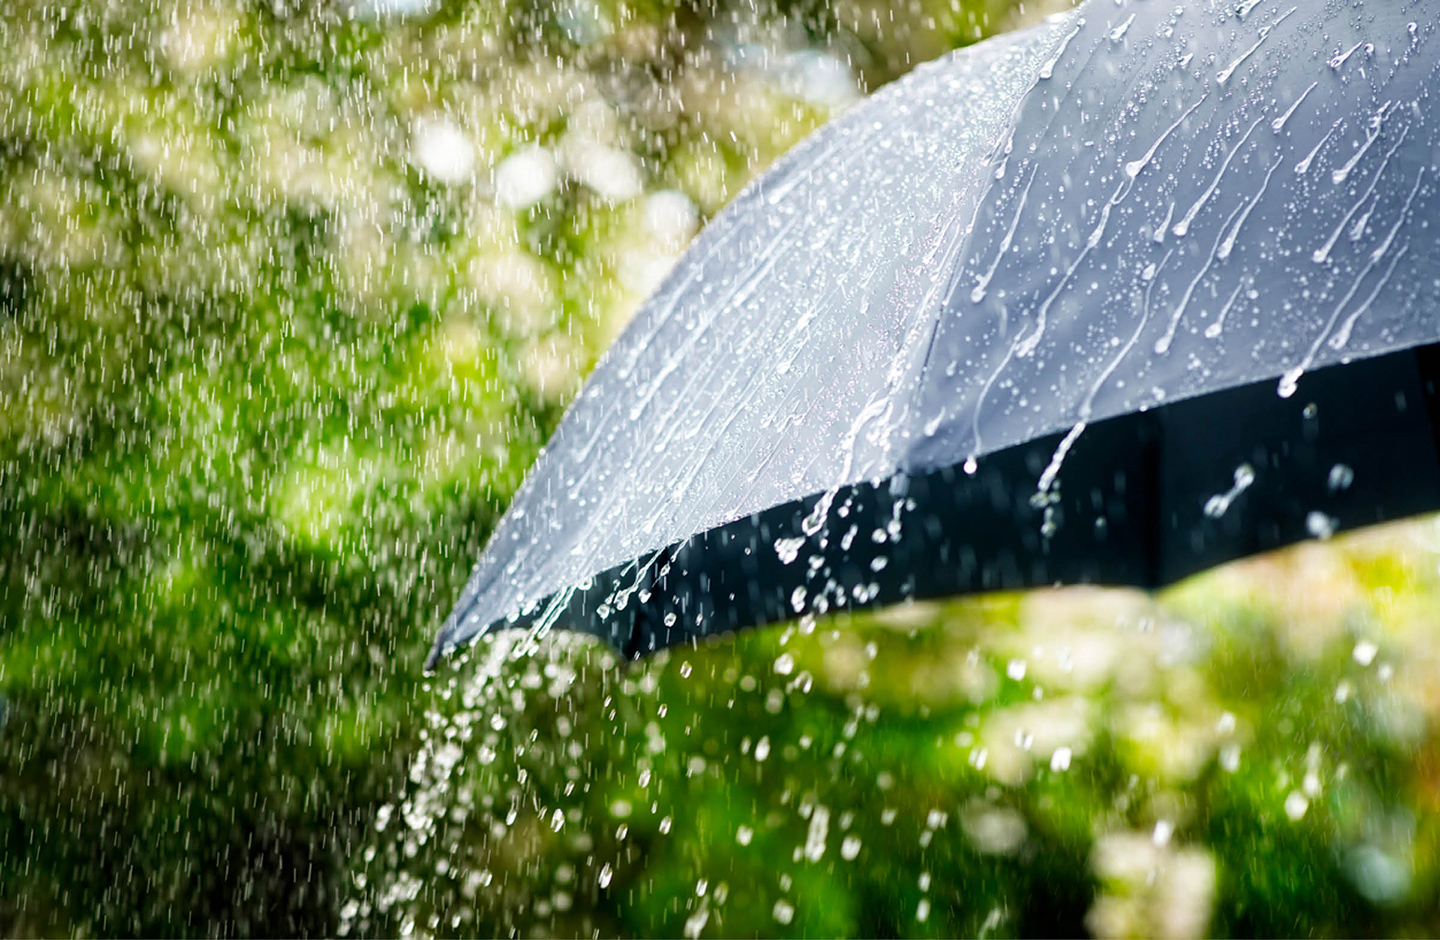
top-left (2, 0), bottom-right (1439, 937)
top-left (0, 0), bottom-right (1030, 935)
top-left (350, 532), bottom-right (1440, 937)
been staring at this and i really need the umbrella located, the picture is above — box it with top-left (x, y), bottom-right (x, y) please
top-left (428, 0), bottom-right (1440, 668)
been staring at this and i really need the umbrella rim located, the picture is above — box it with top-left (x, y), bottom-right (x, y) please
top-left (427, 340), bottom-right (1440, 669)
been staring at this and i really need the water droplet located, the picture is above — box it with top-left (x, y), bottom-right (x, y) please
top-left (683, 908), bottom-right (710, 940)
top-left (803, 805), bottom-right (830, 861)
top-left (1306, 511), bottom-right (1337, 540)
top-left (1327, 464), bottom-right (1355, 492)
top-left (1204, 464), bottom-right (1256, 518)
top-left (773, 537), bottom-right (805, 564)
top-left (1278, 369), bottom-right (1301, 398)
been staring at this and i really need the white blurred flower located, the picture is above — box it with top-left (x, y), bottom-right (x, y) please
top-left (568, 145), bottom-right (644, 202)
top-left (1116, 702), bottom-right (1217, 783)
top-left (1013, 587), bottom-right (1149, 690)
top-left (464, 250), bottom-right (558, 338)
top-left (960, 802), bottom-right (1027, 856)
top-left (347, 0), bottom-right (435, 19)
top-left (160, 6), bottom-right (241, 74)
top-left (128, 129), bottom-right (222, 201)
top-left (335, 213), bottom-right (390, 297)
top-left (494, 146), bottom-right (558, 210)
top-left (522, 332), bottom-right (583, 402)
top-left (980, 696), bottom-right (1093, 785)
top-left (276, 78), bottom-right (340, 139)
top-left (618, 250), bottom-right (679, 300)
top-left (779, 50), bottom-right (859, 107)
top-left (1347, 845), bottom-right (1412, 905)
top-left (411, 117), bottom-right (477, 185)
top-left (1090, 832), bottom-right (1217, 939)
top-left (568, 98), bottom-right (621, 144)
top-left (435, 318), bottom-right (487, 369)
top-left (554, 0), bottom-right (609, 45)
top-left (643, 190), bottom-right (700, 248)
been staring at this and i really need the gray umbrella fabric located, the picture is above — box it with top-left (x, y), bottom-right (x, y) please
top-left (429, 0), bottom-right (1440, 668)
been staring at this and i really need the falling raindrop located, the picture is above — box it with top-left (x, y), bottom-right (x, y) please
top-left (1204, 464), bottom-right (1257, 518)
top-left (1307, 512), bottom-right (1338, 540)
top-left (1328, 464), bottom-right (1355, 492)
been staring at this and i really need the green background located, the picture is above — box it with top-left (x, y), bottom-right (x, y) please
top-left (0, 0), bottom-right (1437, 936)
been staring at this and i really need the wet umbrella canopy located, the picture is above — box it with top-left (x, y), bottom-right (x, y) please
top-left (430, 0), bottom-right (1440, 668)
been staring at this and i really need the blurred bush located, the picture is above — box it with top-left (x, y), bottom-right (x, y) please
top-left (0, 0), bottom-right (1032, 935)
top-left (7, 0), bottom-right (1437, 937)
top-left (354, 527), bottom-right (1440, 938)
